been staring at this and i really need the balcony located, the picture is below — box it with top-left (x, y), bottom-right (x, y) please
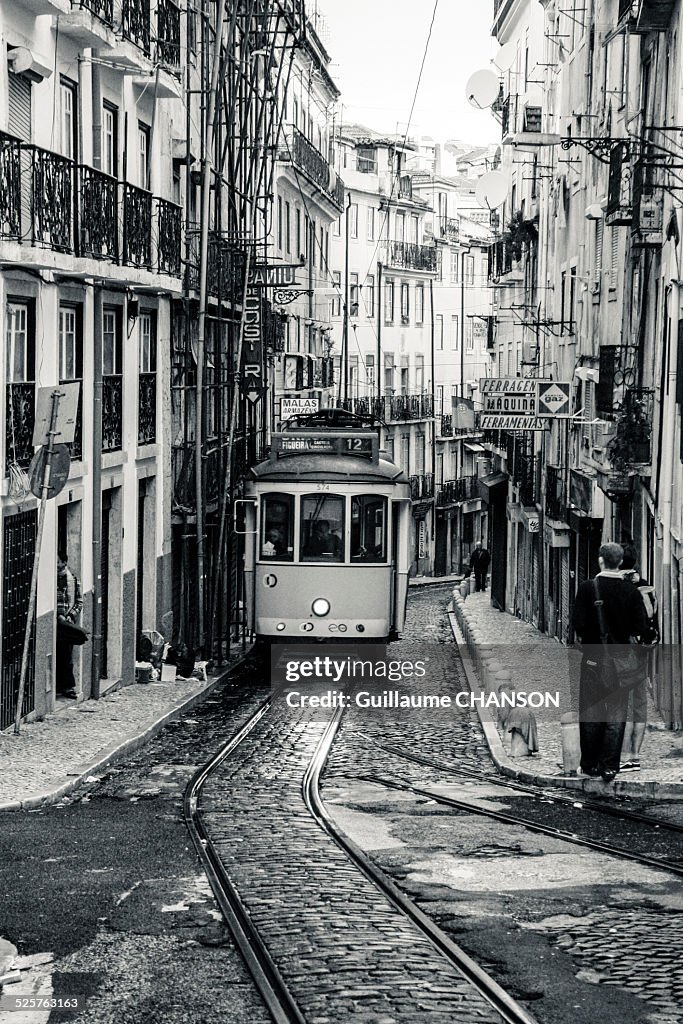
top-left (436, 475), bottom-right (477, 507)
top-left (78, 0), bottom-right (114, 22)
top-left (24, 145), bottom-right (75, 253)
top-left (605, 140), bottom-right (633, 227)
top-left (184, 227), bottom-right (246, 297)
top-left (6, 383), bottom-right (35, 471)
top-left (0, 133), bottom-right (21, 240)
top-left (79, 165), bottom-right (118, 259)
top-left (438, 217), bottom-right (459, 242)
top-left (122, 0), bottom-right (150, 53)
top-left (487, 238), bottom-right (514, 279)
top-left (385, 240), bottom-right (438, 273)
top-left (155, 0), bottom-right (180, 70)
top-left (410, 473), bottom-right (434, 501)
top-left (545, 465), bottom-right (568, 521)
top-left (138, 372), bottom-right (156, 445)
top-left (440, 414), bottom-right (453, 437)
top-left (398, 175), bottom-right (413, 199)
top-left (620, 0), bottom-right (674, 30)
top-left (102, 375), bottom-right (123, 452)
top-left (156, 198), bottom-right (182, 276)
top-left (123, 183), bottom-right (152, 269)
top-left (607, 388), bottom-right (654, 471)
top-left (280, 125), bottom-right (345, 212)
top-left (338, 393), bottom-right (433, 423)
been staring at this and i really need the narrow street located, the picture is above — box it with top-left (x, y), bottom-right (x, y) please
top-left (2, 587), bottom-right (681, 1023)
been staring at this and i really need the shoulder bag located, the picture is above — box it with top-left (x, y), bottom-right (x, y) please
top-left (592, 578), bottom-right (642, 690)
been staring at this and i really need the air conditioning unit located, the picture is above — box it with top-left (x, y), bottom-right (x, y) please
top-left (592, 420), bottom-right (616, 450)
top-left (522, 341), bottom-right (538, 364)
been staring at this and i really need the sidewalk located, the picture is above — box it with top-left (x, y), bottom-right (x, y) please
top-left (450, 588), bottom-right (683, 800)
top-left (0, 649), bottom-right (251, 812)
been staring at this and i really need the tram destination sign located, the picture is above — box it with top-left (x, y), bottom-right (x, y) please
top-left (272, 432), bottom-right (378, 462)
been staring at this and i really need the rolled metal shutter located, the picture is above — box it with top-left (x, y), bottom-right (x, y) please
top-left (8, 73), bottom-right (32, 141)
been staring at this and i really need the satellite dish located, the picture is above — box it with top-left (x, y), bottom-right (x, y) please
top-left (8, 47), bottom-right (33, 74)
top-left (475, 171), bottom-right (508, 210)
top-left (465, 69), bottom-right (501, 110)
top-left (493, 42), bottom-right (516, 72)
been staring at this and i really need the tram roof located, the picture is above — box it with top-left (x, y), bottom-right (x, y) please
top-left (249, 454), bottom-right (409, 484)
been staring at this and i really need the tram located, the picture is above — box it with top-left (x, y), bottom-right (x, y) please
top-left (241, 410), bottom-right (412, 641)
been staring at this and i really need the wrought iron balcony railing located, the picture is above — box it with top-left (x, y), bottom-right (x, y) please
top-left (545, 465), bottom-right (568, 521)
top-left (123, 183), bottom-right (152, 269)
top-left (155, 0), bottom-right (180, 69)
top-left (0, 132), bottom-right (21, 240)
top-left (25, 145), bottom-right (74, 253)
top-left (74, 0), bottom-right (114, 24)
top-left (389, 393), bottom-right (433, 421)
top-left (6, 383), bottom-right (35, 471)
top-left (398, 174), bottom-right (412, 199)
top-left (410, 472), bottom-right (434, 501)
top-left (156, 198), bottom-right (182, 276)
top-left (185, 227), bottom-right (247, 296)
top-left (440, 414), bottom-right (453, 436)
top-left (385, 240), bottom-right (438, 273)
top-left (79, 165), bottom-right (118, 260)
top-left (122, 0), bottom-right (150, 53)
top-left (436, 475), bottom-right (478, 506)
top-left (607, 387), bottom-right (654, 470)
top-left (281, 125), bottom-right (345, 212)
top-left (138, 372), bottom-right (156, 445)
top-left (487, 238), bottom-right (514, 279)
top-left (102, 375), bottom-right (123, 452)
top-left (438, 217), bottom-right (459, 242)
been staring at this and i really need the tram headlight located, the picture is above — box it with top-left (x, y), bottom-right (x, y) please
top-left (312, 598), bottom-right (331, 617)
top-left (276, 622), bottom-right (286, 631)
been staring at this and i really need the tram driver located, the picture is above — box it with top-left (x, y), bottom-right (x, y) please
top-left (304, 520), bottom-right (343, 559)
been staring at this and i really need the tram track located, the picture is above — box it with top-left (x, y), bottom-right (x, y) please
top-left (184, 691), bottom-right (539, 1024)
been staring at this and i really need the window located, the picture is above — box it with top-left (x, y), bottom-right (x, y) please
top-left (139, 311), bottom-right (157, 373)
top-left (415, 284), bottom-right (424, 324)
top-left (411, 215), bottom-right (419, 243)
top-left (400, 357), bottom-right (409, 395)
top-left (103, 102), bottom-right (118, 177)
top-left (465, 255), bottom-right (474, 284)
top-left (384, 436), bottom-right (394, 462)
top-left (350, 273), bottom-right (359, 316)
top-left (357, 147), bottom-right (377, 173)
top-left (332, 271), bottom-right (341, 317)
top-left (102, 307), bottom-right (122, 376)
top-left (138, 121), bottom-right (150, 188)
top-left (400, 434), bottom-right (410, 471)
top-left (367, 206), bottom-right (375, 241)
top-left (435, 314), bottom-right (444, 350)
top-left (6, 301), bottom-right (33, 383)
top-left (349, 355), bottom-right (358, 396)
top-left (450, 254), bottom-right (459, 284)
top-left (610, 229), bottom-right (619, 288)
top-left (351, 495), bottom-right (387, 562)
top-left (466, 320), bottom-right (474, 351)
top-left (384, 354), bottom-right (394, 394)
top-left (569, 266), bottom-right (577, 333)
top-left (285, 200), bottom-right (291, 253)
top-left (451, 315), bottom-right (459, 349)
top-left (436, 385), bottom-right (444, 415)
top-left (395, 212), bottom-right (405, 242)
top-left (385, 279), bottom-right (395, 323)
top-left (400, 282), bottom-right (410, 322)
top-left (365, 353), bottom-right (375, 385)
top-left (59, 305), bottom-right (82, 381)
top-left (333, 215), bottom-right (341, 237)
top-left (300, 494), bottom-right (344, 562)
top-left (365, 274), bottom-right (375, 317)
top-left (436, 452), bottom-right (444, 485)
top-left (416, 434), bottom-right (426, 474)
top-left (60, 79), bottom-right (77, 160)
top-left (296, 207), bottom-right (302, 257)
top-left (349, 203), bottom-right (358, 238)
top-left (415, 354), bottom-right (424, 393)
top-left (261, 493), bottom-right (294, 561)
top-left (8, 72), bottom-right (32, 142)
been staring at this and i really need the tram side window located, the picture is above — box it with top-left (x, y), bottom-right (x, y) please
top-left (300, 495), bottom-right (344, 562)
top-left (351, 495), bottom-right (387, 562)
top-left (261, 493), bottom-right (294, 560)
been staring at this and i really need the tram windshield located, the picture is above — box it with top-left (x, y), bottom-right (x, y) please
top-left (260, 493), bottom-right (294, 560)
top-left (351, 495), bottom-right (387, 562)
top-left (300, 495), bottom-right (345, 562)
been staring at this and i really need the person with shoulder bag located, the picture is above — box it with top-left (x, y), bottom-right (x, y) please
top-left (572, 542), bottom-right (648, 783)
top-left (56, 551), bottom-right (86, 699)
top-left (618, 545), bottom-right (660, 772)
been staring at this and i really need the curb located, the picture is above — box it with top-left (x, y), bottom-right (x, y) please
top-left (0, 646), bottom-right (254, 813)
top-left (448, 599), bottom-right (683, 803)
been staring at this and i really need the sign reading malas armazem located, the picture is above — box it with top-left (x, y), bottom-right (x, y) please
top-left (537, 381), bottom-right (572, 417)
top-left (478, 414), bottom-right (549, 430)
top-left (280, 397), bottom-right (319, 420)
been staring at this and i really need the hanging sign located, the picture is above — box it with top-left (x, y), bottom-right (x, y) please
top-left (248, 264), bottom-right (301, 288)
top-left (281, 397), bottom-right (319, 420)
top-left (32, 383), bottom-right (80, 446)
top-left (537, 381), bottom-right (572, 417)
top-left (242, 287), bottom-right (263, 378)
top-left (478, 414), bottom-right (549, 430)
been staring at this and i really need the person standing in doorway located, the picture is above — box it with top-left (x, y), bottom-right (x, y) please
top-left (56, 551), bottom-right (82, 699)
top-left (619, 544), bottom-right (660, 772)
top-left (573, 542), bottom-right (647, 783)
top-left (470, 541), bottom-right (490, 592)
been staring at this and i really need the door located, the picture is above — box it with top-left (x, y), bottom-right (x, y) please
top-left (101, 491), bottom-right (111, 678)
top-left (2, 510), bottom-right (37, 730)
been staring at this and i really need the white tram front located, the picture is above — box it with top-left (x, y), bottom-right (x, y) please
top-left (242, 420), bottom-right (411, 641)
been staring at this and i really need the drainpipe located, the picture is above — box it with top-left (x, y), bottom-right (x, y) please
top-left (460, 244), bottom-right (471, 397)
top-left (343, 192), bottom-right (351, 401)
top-left (660, 277), bottom-right (679, 651)
top-left (376, 261), bottom-right (382, 405)
top-left (91, 58), bottom-right (102, 699)
top-left (430, 276), bottom-right (436, 574)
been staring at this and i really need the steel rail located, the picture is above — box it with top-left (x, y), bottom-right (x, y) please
top-left (303, 704), bottom-right (540, 1024)
top-left (183, 697), bottom-right (306, 1024)
top-left (356, 735), bottom-right (683, 835)
top-left (351, 773), bottom-right (683, 878)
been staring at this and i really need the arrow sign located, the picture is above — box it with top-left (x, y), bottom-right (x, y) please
top-left (537, 381), bottom-right (572, 417)
top-left (246, 387), bottom-right (265, 404)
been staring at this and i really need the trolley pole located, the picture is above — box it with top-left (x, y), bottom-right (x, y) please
top-left (14, 389), bottom-right (61, 734)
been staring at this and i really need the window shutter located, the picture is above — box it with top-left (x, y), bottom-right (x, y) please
top-left (8, 72), bottom-right (32, 141)
top-left (610, 228), bottom-right (619, 287)
top-left (594, 219), bottom-right (603, 275)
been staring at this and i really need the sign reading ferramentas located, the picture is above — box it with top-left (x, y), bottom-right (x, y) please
top-left (478, 414), bottom-right (549, 430)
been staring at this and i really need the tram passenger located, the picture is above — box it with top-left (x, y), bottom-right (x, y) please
top-left (305, 520), bottom-right (342, 559)
top-left (262, 528), bottom-right (285, 558)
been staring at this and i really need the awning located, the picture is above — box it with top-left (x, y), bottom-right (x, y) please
top-left (478, 471), bottom-right (508, 502)
top-left (464, 441), bottom-right (485, 453)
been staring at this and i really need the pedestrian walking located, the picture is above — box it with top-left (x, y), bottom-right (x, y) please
top-left (56, 551), bottom-right (83, 699)
top-left (469, 542), bottom-right (490, 592)
top-left (619, 545), bottom-right (660, 773)
top-left (573, 542), bottom-right (647, 782)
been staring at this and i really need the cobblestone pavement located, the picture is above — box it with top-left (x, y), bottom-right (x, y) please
top-left (456, 591), bottom-right (683, 786)
top-left (200, 699), bottom-right (510, 1022)
top-left (321, 585), bottom-right (683, 1024)
top-left (0, 651), bottom-right (248, 808)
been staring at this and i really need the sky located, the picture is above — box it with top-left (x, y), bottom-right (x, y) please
top-left (315, 0), bottom-right (498, 147)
